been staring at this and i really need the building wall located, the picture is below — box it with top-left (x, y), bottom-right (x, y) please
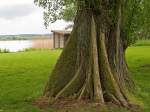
top-left (54, 34), bottom-right (59, 48)
top-left (53, 33), bottom-right (70, 49)
top-left (60, 35), bottom-right (64, 48)
top-left (32, 38), bottom-right (53, 49)
top-left (54, 33), bottom-right (65, 49)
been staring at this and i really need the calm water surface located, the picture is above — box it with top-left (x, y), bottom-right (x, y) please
top-left (0, 40), bottom-right (33, 52)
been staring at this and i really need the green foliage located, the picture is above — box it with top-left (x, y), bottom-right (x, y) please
top-left (34, 0), bottom-right (150, 44)
top-left (62, 2), bottom-right (76, 21)
top-left (133, 40), bottom-right (150, 46)
top-left (34, 0), bottom-right (76, 28)
top-left (0, 46), bottom-right (150, 111)
top-left (123, 0), bottom-right (150, 45)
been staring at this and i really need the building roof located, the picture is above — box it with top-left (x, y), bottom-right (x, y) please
top-left (65, 24), bottom-right (73, 30)
top-left (51, 30), bottom-right (71, 35)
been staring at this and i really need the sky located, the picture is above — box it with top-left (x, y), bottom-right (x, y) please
top-left (0, 0), bottom-right (72, 35)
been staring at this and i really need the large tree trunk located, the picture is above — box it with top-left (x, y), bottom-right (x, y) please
top-left (44, 0), bottom-right (134, 108)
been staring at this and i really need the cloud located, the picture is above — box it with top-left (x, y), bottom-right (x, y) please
top-left (0, 0), bottom-right (71, 35)
top-left (0, 4), bottom-right (36, 20)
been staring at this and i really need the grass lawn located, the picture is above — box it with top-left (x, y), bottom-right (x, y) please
top-left (0, 46), bottom-right (150, 112)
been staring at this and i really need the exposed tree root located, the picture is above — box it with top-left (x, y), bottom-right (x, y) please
top-left (43, 1), bottom-right (136, 110)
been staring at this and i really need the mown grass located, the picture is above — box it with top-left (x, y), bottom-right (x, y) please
top-left (126, 46), bottom-right (150, 112)
top-left (0, 50), bottom-right (61, 112)
top-left (0, 46), bottom-right (149, 112)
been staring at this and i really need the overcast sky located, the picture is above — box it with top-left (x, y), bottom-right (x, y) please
top-left (0, 0), bottom-right (71, 35)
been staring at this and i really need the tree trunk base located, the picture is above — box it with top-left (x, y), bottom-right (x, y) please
top-left (43, 3), bottom-right (135, 110)
top-left (33, 96), bottom-right (141, 112)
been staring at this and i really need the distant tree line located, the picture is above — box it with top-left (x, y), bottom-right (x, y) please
top-left (0, 34), bottom-right (52, 41)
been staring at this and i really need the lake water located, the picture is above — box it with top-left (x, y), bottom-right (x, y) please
top-left (0, 40), bottom-right (33, 52)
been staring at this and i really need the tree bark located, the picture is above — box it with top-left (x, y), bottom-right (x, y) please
top-left (43, 0), bottom-right (134, 108)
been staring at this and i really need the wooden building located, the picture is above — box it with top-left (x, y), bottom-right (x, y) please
top-left (52, 30), bottom-right (71, 49)
top-left (32, 38), bottom-right (53, 49)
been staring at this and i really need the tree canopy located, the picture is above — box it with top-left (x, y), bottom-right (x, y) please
top-left (35, 0), bottom-right (150, 42)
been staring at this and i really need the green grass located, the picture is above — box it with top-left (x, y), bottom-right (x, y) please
top-left (0, 50), bottom-right (61, 112)
top-left (126, 46), bottom-right (150, 112)
top-left (0, 46), bottom-right (149, 112)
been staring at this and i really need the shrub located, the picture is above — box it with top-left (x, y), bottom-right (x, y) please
top-left (133, 40), bottom-right (150, 46)
top-left (0, 49), bottom-right (10, 53)
top-left (24, 48), bottom-right (51, 52)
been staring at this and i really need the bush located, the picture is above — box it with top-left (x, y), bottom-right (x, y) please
top-left (24, 48), bottom-right (51, 52)
top-left (0, 49), bottom-right (10, 53)
top-left (133, 40), bottom-right (150, 46)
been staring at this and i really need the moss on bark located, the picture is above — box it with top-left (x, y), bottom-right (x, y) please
top-left (43, 0), bottom-right (135, 108)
